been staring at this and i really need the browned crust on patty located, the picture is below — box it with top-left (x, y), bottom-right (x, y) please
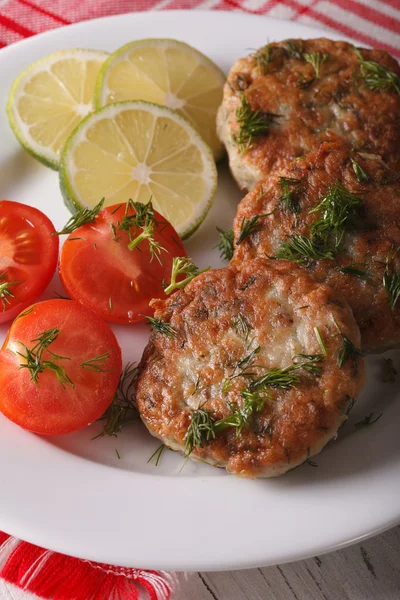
top-left (232, 142), bottom-right (400, 352)
top-left (217, 38), bottom-right (400, 191)
top-left (136, 258), bottom-right (364, 478)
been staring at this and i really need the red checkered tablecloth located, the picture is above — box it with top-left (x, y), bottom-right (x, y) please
top-left (0, 1), bottom-right (399, 599)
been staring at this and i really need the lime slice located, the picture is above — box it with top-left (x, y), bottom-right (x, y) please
top-left (59, 101), bottom-right (217, 239)
top-left (7, 49), bottom-right (108, 169)
top-left (95, 39), bottom-right (225, 160)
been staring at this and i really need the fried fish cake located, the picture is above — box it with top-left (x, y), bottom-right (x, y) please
top-left (136, 258), bottom-right (364, 478)
top-left (217, 38), bottom-right (400, 191)
top-left (232, 142), bottom-right (400, 352)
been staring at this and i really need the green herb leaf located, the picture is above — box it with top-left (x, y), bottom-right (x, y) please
top-left (286, 40), bottom-right (304, 60)
top-left (355, 48), bottom-right (400, 94)
top-left (276, 233), bottom-right (335, 263)
top-left (164, 257), bottom-right (209, 295)
top-left (55, 198), bottom-right (104, 235)
top-left (142, 315), bottom-right (177, 338)
top-left (94, 362), bottom-right (139, 438)
top-left (184, 405), bottom-right (216, 456)
top-left (383, 247), bottom-right (400, 310)
top-left (355, 412), bottom-right (383, 428)
top-left (350, 158), bottom-right (370, 183)
top-left (17, 328), bottom-right (74, 389)
top-left (232, 312), bottom-right (253, 342)
top-left (233, 94), bottom-right (279, 154)
top-left (216, 227), bottom-right (234, 261)
top-left (303, 52), bottom-right (328, 79)
top-left (256, 43), bottom-right (271, 75)
top-left (0, 272), bottom-right (19, 312)
top-left (147, 443), bottom-right (166, 466)
top-left (337, 263), bottom-right (367, 278)
top-left (278, 176), bottom-right (301, 215)
top-left (118, 199), bottom-right (167, 264)
top-left (314, 327), bottom-right (327, 356)
top-left (81, 350), bottom-right (114, 372)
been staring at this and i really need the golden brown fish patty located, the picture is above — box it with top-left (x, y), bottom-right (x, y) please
top-left (217, 38), bottom-right (400, 191)
top-left (136, 258), bottom-right (364, 478)
top-left (232, 142), bottom-right (400, 353)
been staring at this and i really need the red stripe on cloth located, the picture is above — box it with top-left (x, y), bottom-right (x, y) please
top-left (327, 0), bottom-right (400, 36)
top-left (17, 0), bottom-right (71, 25)
top-left (161, 0), bottom-right (206, 9)
top-left (0, 13), bottom-right (36, 38)
top-left (281, 0), bottom-right (400, 58)
top-left (0, 533), bottom-right (10, 546)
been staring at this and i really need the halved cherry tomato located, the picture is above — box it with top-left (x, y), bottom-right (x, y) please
top-left (0, 200), bottom-right (59, 323)
top-left (59, 202), bottom-right (186, 324)
top-left (0, 299), bottom-right (122, 435)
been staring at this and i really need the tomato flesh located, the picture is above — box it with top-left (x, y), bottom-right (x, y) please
top-left (0, 200), bottom-right (59, 323)
top-left (59, 203), bottom-right (186, 324)
top-left (0, 299), bottom-right (122, 435)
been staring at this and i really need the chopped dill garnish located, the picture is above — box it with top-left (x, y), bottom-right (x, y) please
top-left (256, 43), bottom-right (271, 74)
top-left (110, 222), bottom-right (121, 242)
top-left (81, 350), bottom-right (114, 372)
top-left (142, 315), bottom-right (177, 338)
top-left (16, 328), bottom-right (74, 389)
top-left (0, 272), bottom-right (19, 312)
top-left (382, 358), bottom-right (397, 383)
top-left (276, 181), bottom-right (363, 264)
top-left (355, 48), bottom-right (400, 94)
top-left (115, 449), bottom-right (121, 459)
top-left (383, 247), bottom-right (400, 310)
top-left (332, 315), bottom-right (362, 369)
top-left (286, 40), bottom-right (303, 59)
top-left (337, 263), bottom-right (367, 278)
top-left (303, 52), bottom-right (328, 79)
top-left (240, 275), bottom-right (256, 291)
top-left (314, 326), bottom-right (327, 356)
top-left (147, 443), bottom-right (166, 466)
top-left (15, 305), bottom-right (36, 320)
top-left (230, 346), bottom-right (261, 381)
top-left (355, 412), bottom-right (383, 428)
top-left (276, 233), bottom-right (335, 263)
top-left (55, 198), bottom-right (104, 235)
top-left (232, 313), bottom-right (253, 342)
top-left (234, 94), bottom-right (278, 154)
top-left (94, 362), bottom-right (138, 438)
top-left (214, 393), bottom-right (265, 437)
top-left (350, 158), bottom-right (370, 183)
top-left (53, 291), bottom-right (71, 300)
top-left (109, 296), bottom-right (114, 311)
top-left (278, 176), bottom-right (301, 215)
top-left (118, 199), bottom-right (167, 264)
top-left (184, 405), bottom-right (216, 456)
top-left (164, 257), bottom-right (209, 295)
top-left (346, 396), bottom-right (357, 415)
top-left (216, 227), bottom-right (234, 261)
top-left (236, 214), bottom-right (269, 244)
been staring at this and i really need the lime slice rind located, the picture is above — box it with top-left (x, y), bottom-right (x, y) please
top-left (59, 100), bottom-right (217, 239)
top-left (94, 39), bottom-right (226, 161)
top-left (7, 49), bottom-right (109, 170)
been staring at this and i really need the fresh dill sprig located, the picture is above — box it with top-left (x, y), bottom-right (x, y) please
top-left (0, 272), bottom-right (19, 312)
top-left (278, 176), bottom-right (301, 215)
top-left (350, 158), bottom-right (370, 183)
top-left (229, 346), bottom-right (261, 381)
top-left (303, 52), bottom-right (328, 79)
top-left (355, 412), bottom-right (383, 428)
top-left (216, 227), bottom-right (234, 261)
top-left (355, 48), bottom-right (400, 94)
top-left (147, 443), bottom-right (166, 466)
top-left (94, 362), bottom-right (139, 438)
top-left (142, 315), bottom-right (177, 338)
top-left (16, 328), bottom-right (74, 389)
top-left (278, 181), bottom-right (363, 263)
top-left (214, 393), bottom-right (265, 437)
top-left (293, 353), bottom-right (324, 375)
top-left (383, 247), bottom-right (400, 311)
top-left (286, 40), bottom-right (303, 59)
top-left (232, 313), bottom-right (253, 342)
top-left (184, 405), bottom-right (216, 456)
top-left (55, 198), bottom-right (104, 235)
top-left (118, 199), bottom-right (167, 264)
top-left (382, 358), bottom-right (397, 383)
top-left (332, 315), bottom-right (362, 369)
top-left (234, 94), bottom-right (278, 154)
top-left (164, 257), bottom-right (209, 295)
top-left (337, 263), bottom-right (367, 278)
top-left (15, 305), bottom-right (36, 320)
top-left (249, 354), bottom-right (323, 392)
top-left (236, 214), bottom-right (268, 244)
top-left (81, 350), bottom-right (114, 372)
top-left (276, 233), bottom-right (335, 263)
top-left (314, 327), bottom-right (327, 356)
top-left (309, 181), bottom-right (363, 247)
top-left (256, 43), bottom-right (271, 74)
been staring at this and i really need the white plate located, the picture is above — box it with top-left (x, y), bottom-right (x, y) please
top-left (0, 10), bottom-right (399, 572)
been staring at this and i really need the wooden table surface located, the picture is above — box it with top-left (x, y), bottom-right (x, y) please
top-left (175, 526), bottom-right (400, 600)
